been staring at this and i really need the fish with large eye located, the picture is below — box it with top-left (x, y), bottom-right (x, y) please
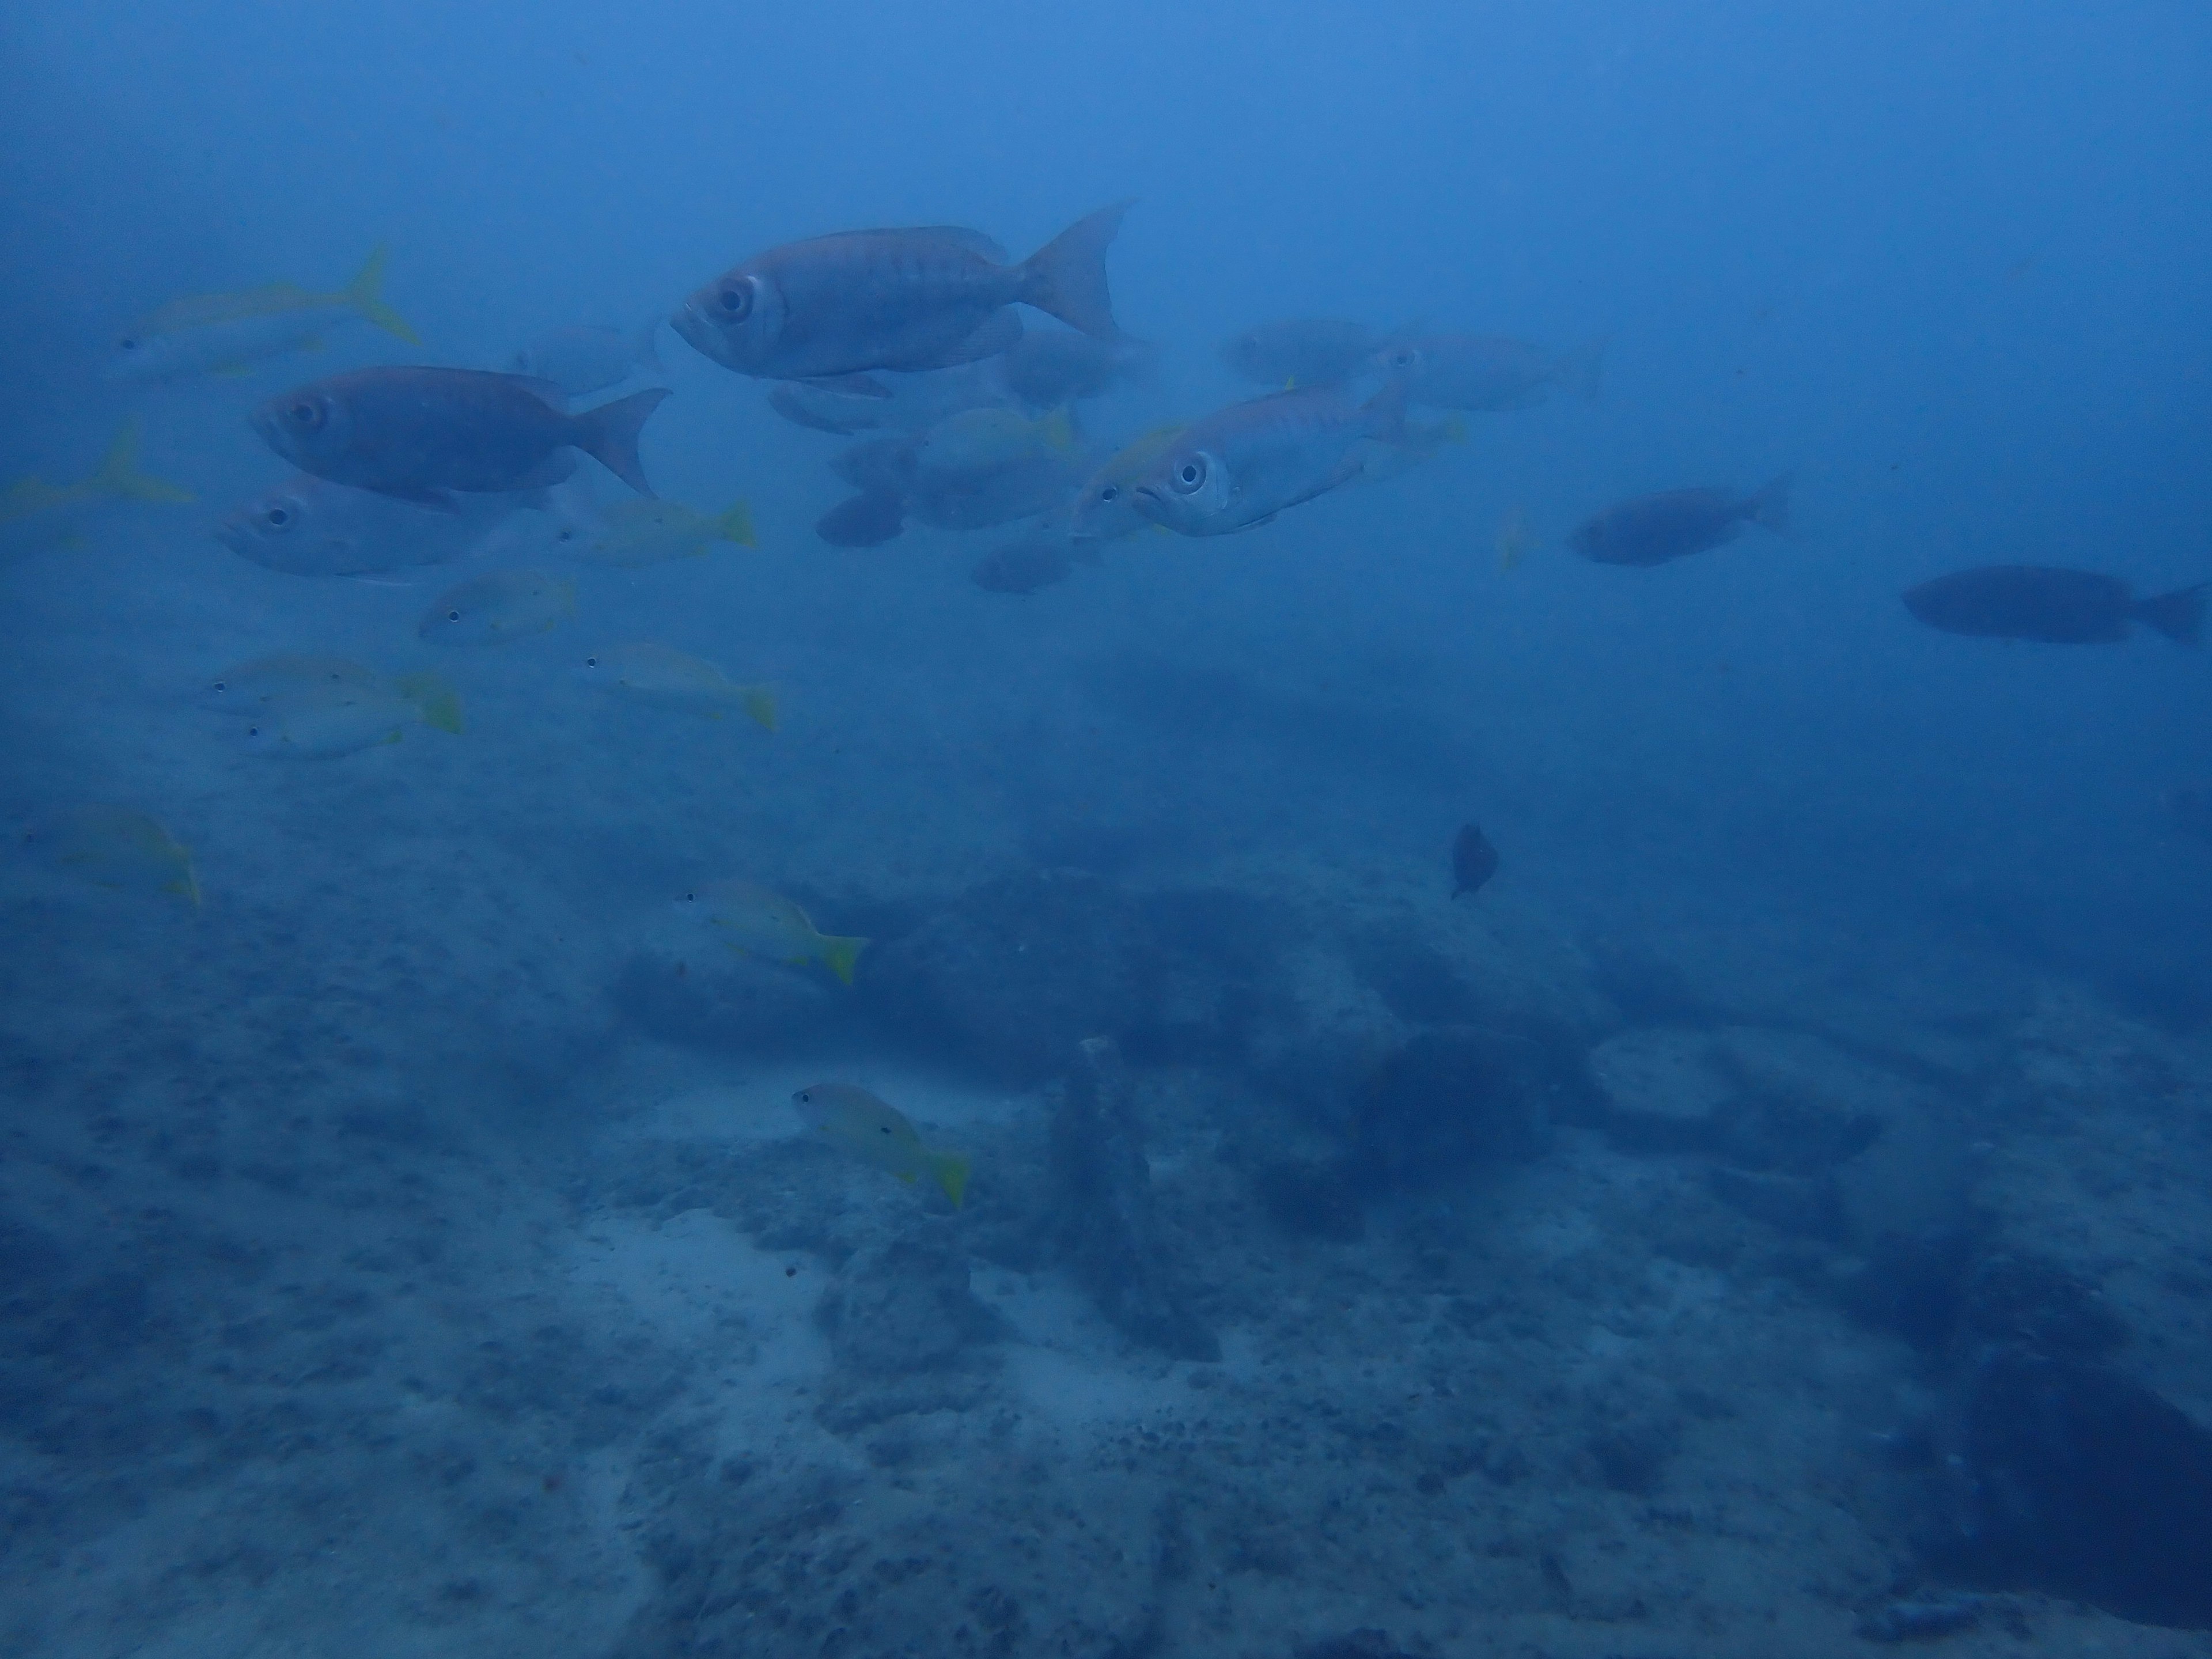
top-left (1128, 381), bottom-right (1410, 536)
top-left (1171, 456), bottom-right (1209, 494)
top-left (285, 397), bottom-right (328, 433)
top-left (716, 279), bottom-right (755, 319)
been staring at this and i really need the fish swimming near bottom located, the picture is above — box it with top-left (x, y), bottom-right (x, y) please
top-left (1901, 566), bottom-right (2205, 646)
top-left (1452, 823), bottom-right (1499, 898)
top-left (418, 569), bottom-right (577, 645)
top-left (237, 673), bottom-right (464, 757)
top-left (793, 1082), bottom-right (971, 1206)
top-left (30, 804), bottom-right (200, 908)
top-left (575, 642), bottom-right (776, 728)
top-left (577, 497), bottom-right (756, 567)
top-left (1570, 475), bottom-right (1791, 566)
top-left (681, 879), bottom-right (869, 984)
top-left (2, 419), bottom-right (193, 554)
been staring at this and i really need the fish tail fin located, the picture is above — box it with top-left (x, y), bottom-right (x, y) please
top-left (393, 670), bottom-right (465, 733)
top-left (1750, 472), bottom-right (1793, 536)
top-left (931, 1153), bottom-right (972, 1209)
top-left (740, 684), bottom-right (778, 732)
top-left (346, 244), bottom-right (422, 344)
top-left (171, 865), bottom-right (203, 910)
top-left (715, 499), bottom-right (757, 547)
top-left (573, 387), bottom-right (671, 495)
top-left (1565, 335), bottom-right (1608, 402)
top-left (1017, 200), bottom-right (1131, 339)
top-left (1362, 375), bottom-right (1410, 446)
top-left (2135, 582), bottom-right (2207, 647)
top-left (819, 934), bottom-right (869, 987)
top-left (90, 418), bottom-right (195, 504)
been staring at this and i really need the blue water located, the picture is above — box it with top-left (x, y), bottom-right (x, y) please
top-left (4, 5), bottom-right (2211, 1655)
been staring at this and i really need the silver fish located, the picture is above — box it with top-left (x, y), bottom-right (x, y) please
top-left (673, 203), bottom-right (1130, 383)
top-left (252, 367), bottom-right (667, 502)
top-left (215, 472), bottom-right (546, 576)
top-left (1130, 382), bottom-right (1408, 536)
top-left (1373, 334), bottom-right (1603, 411)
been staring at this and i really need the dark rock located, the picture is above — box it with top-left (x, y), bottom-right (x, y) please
top-left (1295, 1632), bottom-right (1419, 1659)
top-left (1349, 1025), bottom-right (1551, 1193)
top-left (1836, 1230), bottom-right (1975, 1349)
top-left (815, 1228), bottom-right (1004, 1380)
top-left (1707, 1167), bottom-right (1847, 1241)
top-left (1960, 1254), bottom-right (2126, 1362)
top-left (1252, 1158), bottom-right (1365, 1242)
top-left (1942, 1346), bottom-right (2212, 1628)
top-left (862, 869), bottom-right (1162, 1082)
top-left (1048, 1038), bottom-right (1219, 1361)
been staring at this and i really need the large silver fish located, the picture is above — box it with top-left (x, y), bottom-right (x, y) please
top-left (673, 203), bottom-right (1130, 384)
top-left (1218, 317), bottom-right (1379, 388)
top-left (252, 366), bottom-right (666, 502)
top-left (1129, 382), bottom-right (1407, 536)
top-left (215, 472), bottom-right (551, 576)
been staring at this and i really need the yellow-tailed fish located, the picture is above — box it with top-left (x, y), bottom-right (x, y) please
top-left (36, 804), bottom-right (200, 908)
top-left (911, 406), bottom-right (1073, 482)
top-left (681, 879), bottom-right (867, 984)
top-left (793, 1082), bottom-right (970, 1207)
top-left (575, 642), bottom-right (775, 729)
top-left (236, 671), bottom-right (462, 757)
top-left (417, 569), bottom-right (575, 646)
top-left (197, 652), bottom-right (383, 713)
top-left (105, 245), bottom-right (419, 382)
top-left (1, 419), bottom-right (193, 550)
top-left (578, 498), bottom-right (755, 568)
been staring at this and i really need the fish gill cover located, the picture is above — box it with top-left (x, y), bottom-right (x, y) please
top-left (2, 3), bottom-right (2211, 1656)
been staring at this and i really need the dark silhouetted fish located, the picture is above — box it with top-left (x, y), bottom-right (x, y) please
top-left (999, 328), bottom-right (1149, 408)
top-left (253, 367), bottom-right (666, 502)
top-left (1219, 318), bottom-right (1378, 388)
top-left (1902, 566), bottom-right (2205, 646)
top-left (817, 490), bottom-right (906, 547)
top-left (1570, 475), bottom-right (1791, 566)
top-left (1451, 824), bottom-right (1499, 898)
top-left (672, 203), bottom-right (1130, 384)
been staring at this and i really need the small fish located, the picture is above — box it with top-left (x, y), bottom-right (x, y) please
top-left (1130, 381), bottom-right (1408, 536)
top-left (2, 419), bottom-right (193, 551)
top-left (105, 245), bottom-right (418, 382)
top-left (1068, 425), bottom-right (1185, 542)
top-left (1569, 475), bottom-right (1791, 567)
top-left (793, 1082), bottom-right (971, 1206)
top-left (1373, 334), bottom-right (1604, 411)
top-left (1902, 566), bottom-right (2205, 647)
top-left (197, 652), bottom-right (383, 712)
top-left (1218, 318), bottom-right (1379, 388)
top-left (237, 672), bottom-right (463, 757)
top-left (816, 490), bottom-right (907, 547)
top-left (506, 319), bottom-right (662, 399)
top-left (577, 498), bottom-right (755, 568)
top-left (1495, 506), bottom-right (1536, 572)
top-left (253, 367), bottom-right (668, 502)
top-left (971, 530), bottom-right (1083, 596)
top-left (576, 642), bottom-right (775, 728)
top-left (418, 569), bottom-right (577, 645)
top-left (673, 203), bottom-right (1130, 382)
top-left (215, 472), bottom-right (543, 577)
top-left (1452, 824), bottom-right (1499, 898)
top-left (32, 804), bottom-right (200, 907)
top-left (681, 879), bottom-right (868, 984)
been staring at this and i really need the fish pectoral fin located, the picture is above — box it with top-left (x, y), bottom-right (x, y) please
top-left (1228, 513), bottom-right (1278, 533)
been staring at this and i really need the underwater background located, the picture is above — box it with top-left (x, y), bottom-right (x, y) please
top-left (3, 3), bottom-right (2210, 1655)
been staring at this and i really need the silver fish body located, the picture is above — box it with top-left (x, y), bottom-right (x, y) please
top-left (673, 203), bottom-right (1129, 382)
top-left (215, 472), bottom-right (543, 575)
top-left (1130, 382), bottom-right (1406, 536)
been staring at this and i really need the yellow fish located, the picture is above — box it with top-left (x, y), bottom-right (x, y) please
top-left (1, 419), bottom-right (193, 550)
top-left (104, 245), bottom-right (419, 382)
top-left (579, 498), bottom-right (756, 568)
top-left (36, 804), bottom-right (200, 908)
top-left (575, 642), bottom-right (775, 729)
top-left (682, 879), bottom-right (867, 984)
top-left (794, 1082), bottom-right (970, 1207)
top-left (417, 569), bottom-right (576, 645)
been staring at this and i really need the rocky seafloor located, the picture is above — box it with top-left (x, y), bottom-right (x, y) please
top-left (4, 847), bottom-right (2211, 1659)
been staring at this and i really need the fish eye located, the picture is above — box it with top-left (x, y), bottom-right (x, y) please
top-left (120, 337), bottom-right (139, 351)
top-left (683, 891), bottom-right (696, 902)
top-left (1099, 485), bottom-right (1119, 502)
top-left (585, 656), bottom-right (597, 667)
top-left (266, 507), bottom-right (290, 528)
top-left (247, 726), bottom-right (260, 737)
top-left (717, 280), bottom-right (753, 319)
top-left (1173, 458), bottom-right (1207, 493)
top-left (212, 680), bottom-right (228, 692)
top-left (289, 399), bottom-right (325, 430)
top-left (446, 609), bottom-right (461, 622)
top-left (878, 1125), bottom-right (892, 1135)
